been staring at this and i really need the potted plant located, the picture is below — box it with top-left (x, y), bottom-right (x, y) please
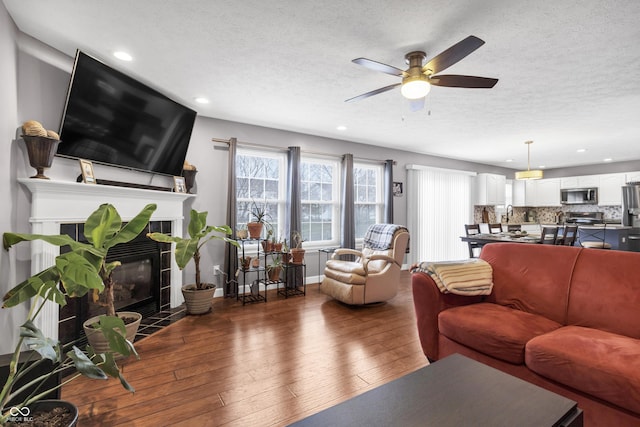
top-left (1, 204), bottom-right (154, 425)
top-left (247, 200), bottom-right (269, 239)
top-left (236, 226), bottom-right (249, 240)
top-left (290, 231), bottom-right (306, 264)
top-left (81, 204), bottom-right (157, 354)
top-left (266, 254), bottom-right (283, 282)
top-left (147, 209), bottom-right (239, 315)
top-left (281, 239), bottom-right (290, 265)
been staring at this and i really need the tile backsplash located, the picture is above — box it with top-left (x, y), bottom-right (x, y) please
top-left (474, 205), bottom-right (622, 224)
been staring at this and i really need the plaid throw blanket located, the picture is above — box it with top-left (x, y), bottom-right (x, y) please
top-left (414, 259), bottom-right (493, 296)
top-left (364, 224), bottom-right (408, 250)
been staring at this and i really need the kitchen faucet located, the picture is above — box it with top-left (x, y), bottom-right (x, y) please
top-left (506, 205), bottom-right (513, 223)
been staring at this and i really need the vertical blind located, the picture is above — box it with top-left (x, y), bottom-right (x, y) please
top-left (407, 165), bottom-right (476, 263)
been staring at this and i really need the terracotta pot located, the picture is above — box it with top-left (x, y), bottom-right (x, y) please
top-left (247, 222), bottom-right (264, 239)
top-left (290, 248), bottom-right (305, 264)
top-left (273, 243), bottom-right (283, 252)
top-left (83, 311), bottom-right (142, 357)
top-left (181, 284), bottom-right (216, 315)
top-left (239, 256), bottom-right (252, 271)
top-left (261, 240), bottom-right (272, 252)
top-left (251, 257), bottom-right (260, 268)
top-left (268, 266), bottom-right (282, 282)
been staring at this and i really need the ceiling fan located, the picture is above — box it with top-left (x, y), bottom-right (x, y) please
top-left (346, 35), bottom-right (498, 107)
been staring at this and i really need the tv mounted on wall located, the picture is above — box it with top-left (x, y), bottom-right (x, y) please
top-left (57, 51), bottom-right (197, 177)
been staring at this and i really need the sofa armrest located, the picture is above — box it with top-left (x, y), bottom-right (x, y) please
top-left (411, 271), bottom-right (485, 362)
top-left (332, 248), bottom-right (363, 259)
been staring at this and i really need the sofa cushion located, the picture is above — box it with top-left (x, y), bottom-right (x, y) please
top-left (567, 249), bottom-right (640, 339)
top-left (526, 326), bottom-right (640, 414)
top-left (480, 243), bottom-right (581, 325)
top-left (438, 303), bottom-right (562, 364)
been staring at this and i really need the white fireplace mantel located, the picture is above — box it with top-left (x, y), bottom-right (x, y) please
top-left (18, 178), bottom-right (194, 339)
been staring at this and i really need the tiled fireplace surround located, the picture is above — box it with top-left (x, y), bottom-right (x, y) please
top-left (19, 178), bottom-right (192, 342)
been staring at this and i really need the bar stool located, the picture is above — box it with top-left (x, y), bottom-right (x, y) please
top-left (540, 227), bottom-right (559, 245)
top-left (557, 225), bottom-right (578, 246)
top-left (579, 225), bottom-right (612, 249)
top-left (464, 224), bottom-right (482, 258)
top-left (488, 223), bottom-right (503, 234)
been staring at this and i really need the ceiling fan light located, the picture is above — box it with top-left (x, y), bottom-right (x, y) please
top-left (401, 79), bottom-right (430, 99)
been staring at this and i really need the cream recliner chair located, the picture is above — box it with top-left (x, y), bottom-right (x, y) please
top-left (320, 224), bottom-right (409, 305)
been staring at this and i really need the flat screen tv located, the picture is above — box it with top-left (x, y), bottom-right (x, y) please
top-left (57, 51), bottom-right (197, 177)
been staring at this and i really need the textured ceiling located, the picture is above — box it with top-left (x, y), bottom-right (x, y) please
top-left (4, 0), bottom-right (640, 170)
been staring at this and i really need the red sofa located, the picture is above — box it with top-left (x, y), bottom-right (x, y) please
top-left (412, 243), bottom-right (640, 427)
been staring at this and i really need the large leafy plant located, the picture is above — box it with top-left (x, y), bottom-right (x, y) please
top-left (0, 203), bottom-right (157, 422)
top-left (147, 209), bottom-right (238, 290)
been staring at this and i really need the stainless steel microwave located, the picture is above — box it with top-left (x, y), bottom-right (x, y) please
top-left (560, 188), bottom-right (598, 205)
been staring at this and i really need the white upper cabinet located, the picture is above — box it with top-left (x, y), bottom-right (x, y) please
top-left (525, 178), bottom-right (561, 206)
top-left (626, 172), bottom-right (640, 183)
top-left (598, 173), bottom-right (626, 205)
top-left (475, 173), bottom-right (506, 205)
top-left (560, 176), bottom-right (579, 189)
top-left (560, 175), bottom-right (599, 189)
top-left (512, 179), bottom-right (527, 206)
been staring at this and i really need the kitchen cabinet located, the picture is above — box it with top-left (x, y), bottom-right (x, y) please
top-left (512, 180), bottom-right (526, 206)
top-left (598, 173), bottom-right (625, 205)
top-left (560, 175), bottom-right (599, 189)
top-left (626, 171), bottom-right (640, 183)
top-left (525, 178), bottom-right (561, 206)
top-left (475, 173), bottom-right (506, 205)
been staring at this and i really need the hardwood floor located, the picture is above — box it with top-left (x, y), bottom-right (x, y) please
top-left (62, 271), bottom-right (429, 426)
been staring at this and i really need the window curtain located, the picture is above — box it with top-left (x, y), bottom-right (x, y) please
top-left (286, 146), bottom-right (301, 243)
top-left (223, 137), bottom-right (238, 297)
top-left (383, 159), bottom-right (394, 223)
top-left (341, 154), bottom-right (355, 249)
top-left (406, 165), bottom-right (475, 263)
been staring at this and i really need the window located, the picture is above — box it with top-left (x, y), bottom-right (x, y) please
top-left (236, 149), bottom-right (286, 239)
top-left (300, 157), bottom-right (340, 245)
top-left (354, 163), bottom-right (384, 239)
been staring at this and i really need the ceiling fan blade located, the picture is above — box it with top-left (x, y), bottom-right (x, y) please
top-left (345, 83), bottom-right (401, 103)
top-left (352, 58), bottom-right (405, 77)
top-left (423, 35), bottom-right (485, 75)
top-left (429, 75), bottom-right (498, 88)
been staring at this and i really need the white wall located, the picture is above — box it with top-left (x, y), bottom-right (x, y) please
top-left (0, 3), bottom-right (27, 355)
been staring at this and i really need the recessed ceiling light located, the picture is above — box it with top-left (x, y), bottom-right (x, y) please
top-left (539, 165), bottom-right (546, 169)
top-left (336, 125), bottom-right (347, 131)
top-left (194, 97), bottom-right (209, 104)
top-left (603, 158), bottom-right (613, 162)
top-left (576, 148), bottom-right (587, 153)
top-left (505, 159), bottom-right (513, 163)
top-left (113, 51), bottom-right (132, 61)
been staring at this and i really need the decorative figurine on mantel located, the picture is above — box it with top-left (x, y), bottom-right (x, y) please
top-left (182, 160), bottom-right (197, 194)
top-left (21, 119), bottom-right (60, 179)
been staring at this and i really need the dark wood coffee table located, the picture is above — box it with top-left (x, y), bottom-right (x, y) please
top-left (289, 353), bottom-right (582, 427)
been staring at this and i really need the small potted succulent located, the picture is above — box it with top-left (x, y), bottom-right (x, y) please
top-left (147, 209), bottom-right (239, 314)
top-left (290, 230), bottom-right (305, 264)
top-left (247, 200), bottom-right (269, 239)
top-left (266, 254), bottom-right (283, 282)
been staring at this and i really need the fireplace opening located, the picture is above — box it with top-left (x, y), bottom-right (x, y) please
top-left (85, 238), bottom-right (160, 319)
top-left (58, 220), bottom-right (172, 346)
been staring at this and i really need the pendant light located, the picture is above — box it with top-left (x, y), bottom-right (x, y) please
top-left (515, 140), bottom-right (543, 180)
